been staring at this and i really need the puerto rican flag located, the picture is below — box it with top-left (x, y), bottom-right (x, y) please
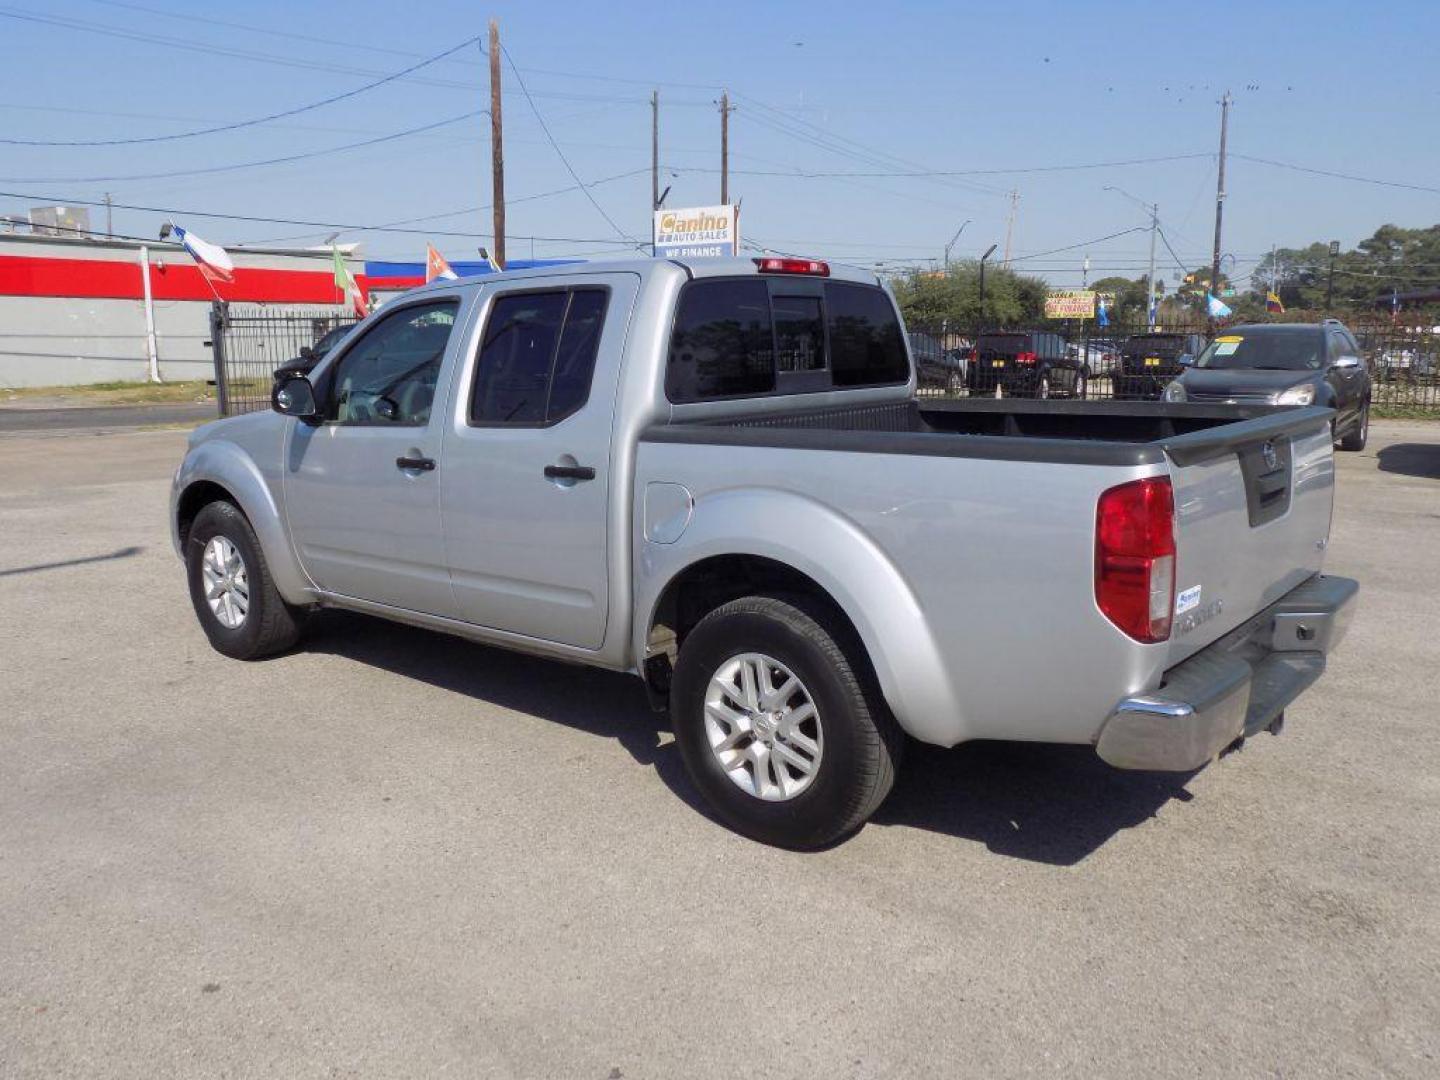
top-left (172, 225), bottom-right (235, 284)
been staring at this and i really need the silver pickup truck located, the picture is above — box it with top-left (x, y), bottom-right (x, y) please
top-left (172, 256), bottom-right (1356, 848)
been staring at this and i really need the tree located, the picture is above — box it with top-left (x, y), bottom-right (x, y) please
top-left (891, 261), bottom-right (1049, 328)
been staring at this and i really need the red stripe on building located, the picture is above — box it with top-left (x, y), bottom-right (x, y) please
top-left (0, 253), bottom-right (368, 305)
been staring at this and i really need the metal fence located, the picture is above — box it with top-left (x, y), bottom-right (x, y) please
top-left (210, 302), bottom-right (358, 416)
top-left (909, 314), bottom-right (1440, 411)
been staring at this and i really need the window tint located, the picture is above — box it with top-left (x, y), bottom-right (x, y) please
top-left (828, 282), bottom-right (909, 386)
top-left (773, 295), bottom-right (825, 372)
top-left (470, 288), bottom-right (608, 424)
top-left (329, 300), bottom-right (457, 426)
top-left (667, 279), bottom-right (775, 401)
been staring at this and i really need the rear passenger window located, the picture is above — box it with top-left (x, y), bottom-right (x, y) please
top-left (667, 277), bottom-right (910, 401)
top-left (826, 281), bottom-right (909, 386)
top-left (470, 288), bottom-right (608, 425)
top-left (667, 279), bottom-right (775, 401)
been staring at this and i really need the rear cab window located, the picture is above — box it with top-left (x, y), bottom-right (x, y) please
top-left (666, 277), bottom-right (908, 402)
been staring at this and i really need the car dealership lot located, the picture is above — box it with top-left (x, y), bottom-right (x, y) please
top-left (2, 423), bottom-right (1437, 1079)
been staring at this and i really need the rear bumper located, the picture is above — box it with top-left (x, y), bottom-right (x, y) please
top-left (1095, 574), bottom-right (1358, 771)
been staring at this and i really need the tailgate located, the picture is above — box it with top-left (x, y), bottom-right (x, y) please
top-left (1163, 408), bottom-right (1336, 666)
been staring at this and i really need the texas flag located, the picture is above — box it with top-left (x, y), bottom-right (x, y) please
top-left (172, 225), bottom-right (235, 284)
top-left (425, 243), bottom-right (458, 283)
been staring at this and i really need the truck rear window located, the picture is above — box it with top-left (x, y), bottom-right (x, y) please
top-left (667, 278), bottom-right (908, 402)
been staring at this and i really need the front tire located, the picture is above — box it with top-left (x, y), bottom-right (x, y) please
top-left (186, 500), bottom-right (303, 660)
top-left (1339, 401), bottom-right (1369, 451)
top-left (670, 595), bottom-right (903, 849)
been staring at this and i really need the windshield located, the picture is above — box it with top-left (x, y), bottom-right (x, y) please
top-left (1195, 331), bottom-right (1322, 371)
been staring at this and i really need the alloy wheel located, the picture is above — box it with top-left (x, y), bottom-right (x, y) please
top-left (201, 535), bottom-right (249, 629)
top-left (703, 652), bottom-right (823, 801)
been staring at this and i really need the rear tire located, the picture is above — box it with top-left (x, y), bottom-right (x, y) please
top-left (670, 595), bottom-right (903, 849)
top-left (1339, 401), bottom-right (1369, 451)
top-left (186, 500), bottom-right (304, 660)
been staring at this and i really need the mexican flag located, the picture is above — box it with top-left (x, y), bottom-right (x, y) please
top-left (332, 247), bottom-right (368, 317)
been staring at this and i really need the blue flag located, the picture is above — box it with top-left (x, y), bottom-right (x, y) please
top-left (1206, 292), bottom-right (1233, 318)
top-left (1096, 294), bottom-right (1110, 328)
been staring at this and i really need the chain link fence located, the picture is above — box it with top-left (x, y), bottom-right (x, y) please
top-left (907, 313), bottom-right (1440, 412)
top-left (209, 302), bottom-right (358, 416)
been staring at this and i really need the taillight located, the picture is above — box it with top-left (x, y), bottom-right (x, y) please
top-left (1095, 477), bottom-right (1175, 643)
top-left (1015, 351), bottom-right (1038, 364)
top-left (754, 257), bottom-right (830, 276)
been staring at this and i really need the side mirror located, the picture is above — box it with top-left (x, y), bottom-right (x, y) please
top-left (299, 345), bottom-right (315, 360)
top-left (1331, 354), bottom-right (1361, 370)
top-left (1177, 354), bottom-right (1195, 367)
top-left (272, 373), bottom-right (320, 422)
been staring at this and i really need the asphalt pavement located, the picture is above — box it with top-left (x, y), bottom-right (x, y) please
top-left (0, 401), bottom-right (217, 434)
top-left (1, 422), bottom-right (1437, 1078)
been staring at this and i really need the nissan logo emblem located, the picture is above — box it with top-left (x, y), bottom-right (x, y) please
top-left (1262, 439), bottom-right (1279, 470)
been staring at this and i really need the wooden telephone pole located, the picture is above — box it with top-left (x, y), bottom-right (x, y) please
top-left (1209, 90), bottom-right (1232, 306)
top-left (719, 90), bottom-right (733, 205)
top-left (488, 19), bottom-right (505, 269)
top-left (651, 90), bottom-right (660, 212)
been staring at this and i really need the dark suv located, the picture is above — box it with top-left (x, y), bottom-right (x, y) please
top-left (966, 331), bottom-right (1082, 398)
top-left (1114, 332), bottom-right (1207, 400)
top-left (1164, 320), bottom-right (1372, 450)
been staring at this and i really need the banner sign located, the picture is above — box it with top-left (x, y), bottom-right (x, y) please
top-left (1044, 289), bottom-right (1097, 319)
top-left (653, 204), bottom-right (739, 258)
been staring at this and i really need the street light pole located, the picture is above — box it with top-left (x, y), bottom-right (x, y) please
top-left (944, 219), bottom-right (972, 272)
top-left (1104, 185), bottom-right (1160, 326)
top-left (979, 243), bottom-right (998, 328)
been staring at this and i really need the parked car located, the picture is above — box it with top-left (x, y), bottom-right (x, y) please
top-left (1070, 337), bottom-right (1121, 376)
top-left (173, 256), bottom-right (1357, 849)
top-left (967, 331), bottom-right (1084, 398)
top-left (1163, 320), bottom-right (1371, 450)
top-left (1114, 332), bottom-right (1208, 400)
top-left (914, 345), bottom-right (970, 394)
top-left (909, 331), bottom-right (966, 392)
top-left (271, 323), bottom-right (355, 384)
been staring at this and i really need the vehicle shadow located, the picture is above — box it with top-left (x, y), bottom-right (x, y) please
top-left (303, 609), bottom-right (1196, 865)
top-left (1376, 442), bottom-right (1440, 480)
top-left (870, 740), bottom-right (1197, 865)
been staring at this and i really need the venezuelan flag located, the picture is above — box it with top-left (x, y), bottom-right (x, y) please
top-left (1266, 291), bottom-right (1285, 314)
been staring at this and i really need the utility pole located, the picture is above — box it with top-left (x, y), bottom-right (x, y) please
top-left (943, 219), bottom-right (971, 272)
top-left (719, 90), bottom-right (733, 205)
top-left (1082, 254), bottom-right (1090, 287)
top-left (488, 19), bottom-right (505, 270)
top-left (651, 89), bottom-right (660, 212)
top-left (1146, 202), bottom-right (1158, 326)
top-left (1325, 239), bottom-right (1339, 309)
top-left (1210, 90), bottom-right (1232, 308)
top-left (103, 192), bottom-right (113, 238)
top-left (1001, 189), bottom-right (1019, 267)
top-left (979, 243), bottom-right (998, 328)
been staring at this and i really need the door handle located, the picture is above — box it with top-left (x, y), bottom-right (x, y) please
top-left (396, 455), bottom-right (436, 472)
top-left (544, 463), bottom-right (596, 481)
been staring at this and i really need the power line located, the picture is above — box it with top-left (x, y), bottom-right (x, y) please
top-left (0, 188), bottom-right (641, 244)
top-left (0, 111), bottom-right (482, 183)
top-left (1008, 227), bottom-right (1147, 263)
top-left (1232, 153), bottom-right (1440, 196)
top-left (500, 43), bottom-right (640, 246)
top-left (668, 152), bottom-right (1213, 179)
top-left (0, 34), bottom-right (480, 146)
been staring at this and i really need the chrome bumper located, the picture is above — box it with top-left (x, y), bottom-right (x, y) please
top-left (1096, 574), bottom-right (1358, 771)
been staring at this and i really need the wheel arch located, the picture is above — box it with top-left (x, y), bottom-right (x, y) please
top-left (172, 440), bottom-right (314, 603)
top-left (636, 491), bottom-right (964, 745)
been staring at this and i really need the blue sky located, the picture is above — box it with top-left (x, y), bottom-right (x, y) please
top-left (1, 0), bottom-right (1436, 286)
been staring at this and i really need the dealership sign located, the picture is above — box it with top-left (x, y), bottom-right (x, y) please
top-left (1044, 289), bottom-right (1097, 319)
top-left (653, 204), bottom-right (739, 258)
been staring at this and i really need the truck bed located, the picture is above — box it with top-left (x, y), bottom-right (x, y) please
top-left (637, 396), bottom-right (1336, 747)
top-left (645, 398), bottom-right (1334, 469)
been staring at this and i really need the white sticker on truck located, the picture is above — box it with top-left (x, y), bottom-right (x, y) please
top-left (1176, 585), bottom-right (1202, 614)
